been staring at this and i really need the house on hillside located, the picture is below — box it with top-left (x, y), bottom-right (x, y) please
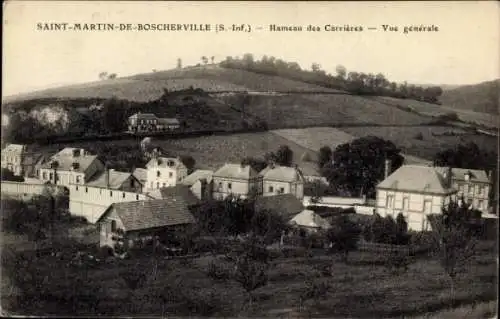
top-left (145, 156), bottom-right (188, 191)
top-left (86, 169), bottom-right (143, 193)
top-left (212, 163), bottom-right (262, 200)
top-left (254, 193), bottom-right (305, 222)
top-left (97, 198), bottom-right (196, 249)
top-left (38, 148), bottom-right (104, 187)
top-left (376, 165), bottom-right (458, 231)
top-left (259, 164), bottom-right (305, 200)
top-left (1, 144), bottom-right (27, 176)
top-left (442, 167), bottom-right (492, 213)
top-left (289, 209), bottom-right (331, 233)
top-left (128, 112), bottom-right (180, 133)
top-left (181, 169), bottom-right (214, 200)
top-left (157, 118), bottom-right (181, 131)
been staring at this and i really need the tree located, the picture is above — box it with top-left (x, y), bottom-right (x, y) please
top-left (102, 97), bottom-right (129, 133)
top-left (177, 58), bottom-right (182, 69)
top-left (395, 212), bottom-right (409, 245)
top-left (274, 145), bottom-right (293, 167)
top-left (98, 72), bottom-right (108, 80)
top-left (433, 142), bottom-right (496, 171)
top-left (108, 73), bottom-right (117, 80)
top-left (179, 155), bottom-right (196, 174)
top-left (335, 65), bottom-right (347, 80)
top-left (211, 56), bottom-right (215, 64)
top-left (241, 157), bottom-right (267, 173)
top-left (326, 214), bottom-right (362, 263)
top-left (430, 201), bottom-right (479, 299)
top-left (250, 209), bottom-right (289, 244)
top-left (201, 56), bottom-right (208, 65)
top-left (323, 136), bottom-right (404, 198)
top-left (311, 63), bottom-right (321, 73)
top-left (318, 146), bottom-right (333, 169)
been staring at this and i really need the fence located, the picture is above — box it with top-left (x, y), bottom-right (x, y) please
top-left (0, 181), bottom-right (67, 200)
top-left (303, 195), bottom-right (367, 208)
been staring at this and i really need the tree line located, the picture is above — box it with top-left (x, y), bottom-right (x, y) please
top-left (219, 54), bottom-right (444, 103)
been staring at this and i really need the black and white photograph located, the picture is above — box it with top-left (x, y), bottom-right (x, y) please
top-left (1, 1), bottom-right (499, 317)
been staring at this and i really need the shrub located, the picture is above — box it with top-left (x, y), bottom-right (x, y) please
top-left (206, 260), bottom-right (231, 281)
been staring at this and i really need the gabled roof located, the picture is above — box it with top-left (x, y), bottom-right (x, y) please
top-left (377, 165), bottom-right (456, 195)
top-left (290, 209), bottom-right (331, 229)
top-left (159, 185), bottom-right (201, 206)
top-left (100, 198), bottom-right (195, 232)
top-left (254, 193), bottom-right (304, 220)
top-left (158, 118), bottom-right (180, 125)
top-left (146, 157), bottom-right (186, 170)
top-left (129, 113), bottom-right (158, 120)
top-left (86, 170), bottom-right (140, 190)
top-left (133, 168), bottom-right (148, 183)
top-left (181, 169), bottom-right (214, 187)
top-left (259, 165), bottom-right (304, 183)
top-left (213, 163), bottom-right (259, 180)
top-left (449, 168), bottom-right (490, 184)
top-left (2, 144), bottom-right (26, 153)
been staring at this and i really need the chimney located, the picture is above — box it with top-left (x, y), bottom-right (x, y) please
top-left (106, 168), bottom-right (110, 188)
top-left (445, 166), bottom-right (452, 188)
top-left (384, 159), bottom-right (391, 179)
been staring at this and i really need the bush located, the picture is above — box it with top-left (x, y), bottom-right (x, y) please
top-left (206, 260), bottom-right (231, 281)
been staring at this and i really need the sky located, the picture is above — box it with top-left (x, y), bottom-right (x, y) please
top-left (3, 1), bottom-right (499, 96)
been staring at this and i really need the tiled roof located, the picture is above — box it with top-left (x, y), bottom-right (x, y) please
top-left (290, 209), bottom-right (331, 229)
top-left (159, 185), bottom-right (200, 206)
top-left (449, 168), bottom-right (490, 183)
top-left (2, 144), bottom-right (26, 153)
top-left (41, 151), bottom-right (100, 174)
top-left (86, 170), bottom-right (138, 190)
top-left (377, 165), bottom-right (456, 195)
top-left (259, 165), bottom-right (304, 183)
top-left (181, 169), bottom-right (214, 186)
top-left (146, 157), bottom-right (186, 170)
top-left (133, 168), bottom-right (148, 183)
top-left (213, 163), bottom-right (259, 180)
top-left (129, 113), bottom-right (158, 120)
top-left (104, 198), bottom-right (195, 232)
top-left (158, 118), bottom-right (180, 125)
top-left (254, 193), bottom-right (304, 220)
top-left (21, 153), bottom-right (46, 176)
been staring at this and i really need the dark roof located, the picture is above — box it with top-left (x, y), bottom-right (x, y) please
top-left (159, 185), bottom-right (201, 206)
top-left (21, 153), bottom-right (46, 175)
top-left (254, 194), bottom-right (304, 220)
top-left (102, 198), bottom-right (195, 232)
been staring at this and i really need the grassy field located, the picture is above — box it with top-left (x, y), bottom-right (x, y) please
top-left (374, 96), bottom-right (499, 129)
top-left (440, 79), bottom-right (499, 115)
top-left (2, 239), bottom-right (496, 318)
top-left (340, 126), bottom-right (497, 161)
top-left (272, 127), bottom-right (432, 165)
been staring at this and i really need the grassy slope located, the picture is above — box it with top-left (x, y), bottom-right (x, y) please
top-left (440, 79), bottom-right (500, 115)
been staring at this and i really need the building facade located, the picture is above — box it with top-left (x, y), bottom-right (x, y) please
top-left (1, 144), bottom-right (27, 176)
top-left (128, 112), bottom-right (180, 133)
top-left (448, 168), bottom-right (491, 213)
top-left (376, 165), bottom-right (458, 231)
top-left (259, 164), bottom-right (305, 200)
top-left (38, 148), bottom-right (104, 187)
top-left (145, 157), bottom-right (188, 191)
top-left (212, 163), bottom-right (262, 200)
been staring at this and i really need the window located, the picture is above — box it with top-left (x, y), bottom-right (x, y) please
top-left (49, 172), bottom-right (53, 180)
top-left (402, 197), bottom-right (409, 210)
top-left (157, 170), bottom-right (161, 177)
top-left (42, 172), bottom-right (47, 180)
top-left (55, 174), bottom-right (60, 182)
top-left (136, 194), bottom-right (139, 200)
top-left (76, 175), bottom-right (81, 184)
top-left (386, 195), bottom-right (394, 208)
top-left (130, 179), bottom-right (135, 188)
top-left (169, 172), bottom-right (173, 178)
top-left (269, 186), bottom-right (274, 193)
top-left (218, 182), bottom-right (222, 191)
top-left (228, 183), bottom-right (232, 190)
top-left (478, 186), bottom-right (484, 196)
top-left (478, 200), bottom-right (484, 209)
top-left (111, 220), bottom-right (117, 232)
top-left (122, 192), bottom-right (126, 198)
top-left (279, 187), bottom-right (285, 194)
top-left (85, 187), bottom-right (88, 193)
top-left (110, 191), bottom-right (113, 197)
top-left (76, 185), bottom-right (79, 191)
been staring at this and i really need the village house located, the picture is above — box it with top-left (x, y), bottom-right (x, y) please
top-left (38, 148), bottom-right (104, 187)
top-left (97, 198), bottom-right (196, 249)
top-left (376, 164), bottom-right (458, 231)
top-left (444, 168), bottom-right (492, 213)
top-left (145, 156), bottom-right (188, 191)
top-left (128, 112), bottom-right (180, 133)
top-left (259, 164), bottom-right (305, 200)
top-left (85, 169), bottom-right (143, 193)
top-left (132, 168), bottom-right (148, 188)
top-left (1, 144), bottom-right (27, 176)
top-left (212, 163), bottom-right (262, 200)
top-left (289, 209), bottom-right (331, 233)
top-left (180, 169), bottom-right (214, 200)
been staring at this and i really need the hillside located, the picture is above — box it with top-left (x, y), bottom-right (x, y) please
top-left (440, 79), bottom-right (500, 115)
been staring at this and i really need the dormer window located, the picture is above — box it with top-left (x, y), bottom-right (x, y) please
top-left (157, 170), bottom-right (161, 177)
top-left (167, 160), bottom-right (175, 167)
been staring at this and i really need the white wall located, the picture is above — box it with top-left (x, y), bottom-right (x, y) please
top-left (454, 181), bottom-right (490, 212)
top-left (1, 181), bottom-right (46, 196)
top-left (146, 164), bottom-right (188, 191)
top-left (303, 195), bottom-right (366, 207)
top-left (69, 184), bottom-right (148, 224)
top-left (212, 177), bottom-right (261, 199)
top-left (263, 180), bottom-right (304, 200)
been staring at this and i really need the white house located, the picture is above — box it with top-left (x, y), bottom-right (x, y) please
top-left (376, 165), bottom-right (458, 231)
top-left (212, 163), bottom-right (262, 200)
top-left (38, 148), bottom-right (104, 187)
top-left (444, 168), bottom-right (492, 213)
top-left (1, 144), bottom-right (27, 176)
top-left (145, 156), bottom-right (188, 191)
top-left (259, 164), bottom-right (305, 200)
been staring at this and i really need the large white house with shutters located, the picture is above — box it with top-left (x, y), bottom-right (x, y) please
top-left (376, 165), bottom-right (458, 231)
top-left (145, 156), bottom-right (188, 191)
